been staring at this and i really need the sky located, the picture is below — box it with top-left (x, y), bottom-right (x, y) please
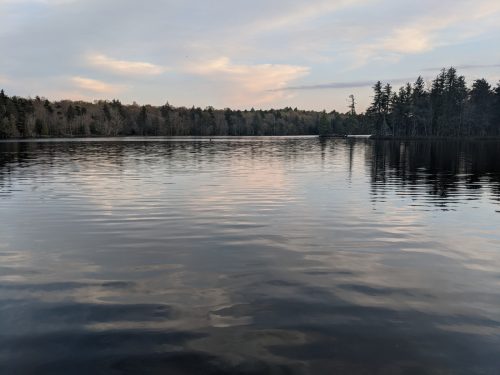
top-left (1, 0), bottom-right (500, 111)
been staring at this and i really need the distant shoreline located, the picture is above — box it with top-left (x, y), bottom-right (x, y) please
top-left (3, 135), bottom-right (500, 142)
top-left (2, 67), bottom-right (500, 139)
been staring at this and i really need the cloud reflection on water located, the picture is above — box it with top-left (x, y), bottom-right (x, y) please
top-left (1, 138), bottom-right (500, 374)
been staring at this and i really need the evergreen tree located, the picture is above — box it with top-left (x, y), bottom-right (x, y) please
top-left (368, 81), bottom-right (384, 135)
top-left (493, 82), bottom-right (500, 135)
top-left (318, 111), bottom-right (330, 135)
top-left (348, 94), bottom-right (356, 115)
top-left (430, 69), bottom-right (446, 136)
top-left (412, 76), bottom-right (430, 136)
top-left (161, 103), bottom-right (172, 135)
top-left (469, 79), bottom-right (493, 136)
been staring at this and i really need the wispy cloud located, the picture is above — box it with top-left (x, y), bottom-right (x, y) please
top-left (248, 0), bottom-right (370, 34)
top-left (71, 76), bottom-right (123, 94)
top-left (1, 0), bottom-right (74, 3)
top-left (187, 57), bottom-right (309, 106)
top-left (87, 54), bottom-right (167, 76)
top-left (272, 76), bottom-right (420, 91)
top-left (354, 0), bottom-right (500, 66)
top-left (422, 63), bottom-right (500, 72)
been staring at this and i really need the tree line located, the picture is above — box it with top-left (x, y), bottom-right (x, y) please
top-left (1, 67), bottom-right (499, 139)
top-left (367, 68), bottom-right (500, 137)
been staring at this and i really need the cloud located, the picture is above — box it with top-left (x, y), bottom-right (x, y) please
top-left (248, 0), bottom-right (369, 34)
top-left (2, 0), bottom-right (500, 110)
top-left (381, 28), bottom-right (432, 54)
top-left (352, 0), bottom-right (500, 66)
top-left (70, 76), bottom-right (123, 94)
top-left (187, 57), bottom-right (309, 106)
top-left (1, 0), bottom-right (75, 3)
top-left (87, 54), bottom-right (167, 76)
top-left (422, 64), bottom-right (500, 72)
top-left (272, 76), bottom-right (420, 91)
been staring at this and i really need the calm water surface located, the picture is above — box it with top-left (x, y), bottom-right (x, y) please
top-left (1, 137), bottom-right (500, 374)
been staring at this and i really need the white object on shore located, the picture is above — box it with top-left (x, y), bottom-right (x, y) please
top-left (346, 134), bottom-right (372, 138)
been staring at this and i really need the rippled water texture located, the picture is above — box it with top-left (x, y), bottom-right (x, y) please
top-left (1, 137), bottom-right (500, 374)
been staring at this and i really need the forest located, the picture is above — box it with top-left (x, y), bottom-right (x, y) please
top-left (1, 67), bottom-right (499, 138)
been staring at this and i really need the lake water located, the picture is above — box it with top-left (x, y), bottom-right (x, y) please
top-left (1, 137), bottom-right (500, 374)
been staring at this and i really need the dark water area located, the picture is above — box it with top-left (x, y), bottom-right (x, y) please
top-left (1, 137), bottom-right (500, 374)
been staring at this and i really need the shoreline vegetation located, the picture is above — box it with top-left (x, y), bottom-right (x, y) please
top-left (1, 67), bottom-right (499, 139)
